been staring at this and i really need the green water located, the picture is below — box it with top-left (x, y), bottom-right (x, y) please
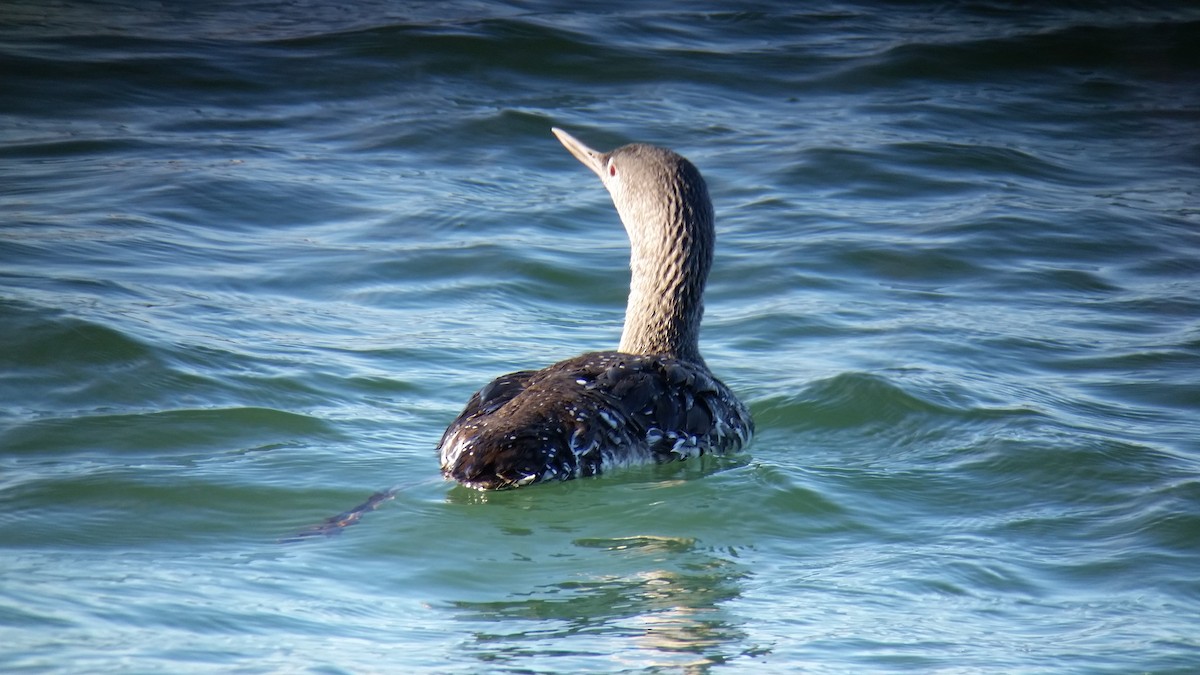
top-left (2, 1), bottom-right (1199, 672)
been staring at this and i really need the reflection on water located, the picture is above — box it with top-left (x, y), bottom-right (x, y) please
top-left (450, 535), bottom-right (763, 671)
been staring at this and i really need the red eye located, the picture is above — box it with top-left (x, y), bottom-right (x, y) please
top-left (608, 162), bottom-right (617, 177)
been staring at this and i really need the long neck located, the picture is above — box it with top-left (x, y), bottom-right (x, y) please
top-left (617, 177), bottom-right (714, 364)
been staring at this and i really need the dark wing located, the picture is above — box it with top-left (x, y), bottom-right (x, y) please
top-left (438, 352), bottom-right (753, 490)
top-left (579, 354), bottom-right (752, 464)
top-left (437, 369), bottom-right (537, 448)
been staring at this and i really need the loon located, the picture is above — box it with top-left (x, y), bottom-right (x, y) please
top-left (437, 128), bottom-right (753, 490)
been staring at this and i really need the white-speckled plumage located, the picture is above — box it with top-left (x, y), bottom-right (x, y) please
top-left (438, 128), bottom-right (753, 490)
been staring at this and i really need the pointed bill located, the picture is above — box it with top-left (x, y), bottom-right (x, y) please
top-left (552, 127), bottom-right (607, 179)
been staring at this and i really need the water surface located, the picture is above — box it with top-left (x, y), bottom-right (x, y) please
top-left (2, 1), bottom-right (1200, 672)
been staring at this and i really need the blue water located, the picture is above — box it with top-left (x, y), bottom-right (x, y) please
top-left (3, 1), bottom-right (1200, 672)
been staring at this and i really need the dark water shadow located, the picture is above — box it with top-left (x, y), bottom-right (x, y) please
top-left (280, 477), bottom-right (442, 543)
top-left (279, 488), bottom-right (399, 542)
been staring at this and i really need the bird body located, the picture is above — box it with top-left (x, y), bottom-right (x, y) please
top-left (438, 129), bottom-right (753, 490)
